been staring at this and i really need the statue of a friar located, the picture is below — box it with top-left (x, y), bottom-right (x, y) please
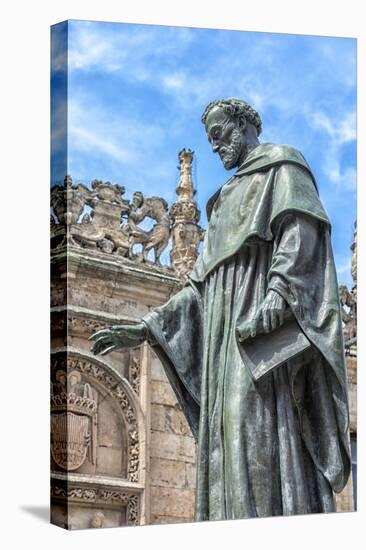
top-left (90, 98), bottom-right (350, 520)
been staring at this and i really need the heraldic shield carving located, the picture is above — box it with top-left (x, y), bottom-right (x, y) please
top-left (51, 370), bottom-right (97, 471)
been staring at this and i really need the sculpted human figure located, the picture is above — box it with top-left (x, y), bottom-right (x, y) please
top-left (127, 192), bottom-right (170, 266)
top-left (90, 98), bottom-right (350, 520)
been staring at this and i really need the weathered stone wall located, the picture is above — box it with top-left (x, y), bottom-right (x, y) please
top-left (149, 353), bottom-right (196, 524)
top-left (335, 351), bottom-right (357, 513)
top-left (51, 244), bottom-right (196, 528)
top-left (335, 471), bottom-right (354, 513)
top-left (347, 354), bottom-right (357, 434)
top-left (335, 222), bottom-right (357, 514)
top-left (50, 156), bottom-right (202, 529)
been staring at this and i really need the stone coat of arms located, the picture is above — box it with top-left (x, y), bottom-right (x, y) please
top-left (51, 370), bottom-right (97, 471)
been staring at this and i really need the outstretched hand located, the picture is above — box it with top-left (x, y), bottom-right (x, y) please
top-left (89, 323), bottom-right (147, 356)
top-left (236, 290), bottom-right (289, 341)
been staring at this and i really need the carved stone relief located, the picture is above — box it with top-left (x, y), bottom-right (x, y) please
top-left (51, 352), bottom-right (141, 483)
top-left (129, 348), bottom-right (141, 395)
top-left (51, 370), bottom-right (97, 471)
top-left (51, 483), bottom-right (140, 526)
top-left (339, 222), bottom-right (357, 350)
top-left (51, 176), bottom-right (173, 267)
top-left (339, 284), bottom-right (357, 344)
top-left (68, 316), bottom-right (105, 335)
top-left (90, 511), bottom-right (105, 528)
top-left (51, 311), bottom-right (143, 394)
top-left (126, 192), bottom-right (171, 266)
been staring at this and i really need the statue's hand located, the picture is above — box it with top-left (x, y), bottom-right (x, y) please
top-left (237, 290), bottom-right (288, 341)
top-left (89, 323), bottom-right (147, 356)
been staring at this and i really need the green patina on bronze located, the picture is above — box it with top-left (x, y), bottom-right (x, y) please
top-left (91, 97), bottom-right (350, 521)
top-left (190, 143), bottom-right (329, 283)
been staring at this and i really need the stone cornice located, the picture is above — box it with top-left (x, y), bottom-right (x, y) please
top-left (52, 245), bottom-right (181, 285)
top-left (51, 471), bottom-right (144, 491)
top-left (51, 304), bottom-right (141, 324)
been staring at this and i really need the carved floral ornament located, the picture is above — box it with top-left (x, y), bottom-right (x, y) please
top-left (51, 313), bottom-right (143, 395)
top-left (169, 200), bottom-right (201, 223)
top-left (51, 314), bottom-right (105, 337)
top-left (51, 484), bottom-right (140, 526)
top-left (51, 351), bottom-right (143, 483)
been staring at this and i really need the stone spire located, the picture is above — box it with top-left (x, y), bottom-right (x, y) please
top-left (170, 149), bottom-right (204, 277)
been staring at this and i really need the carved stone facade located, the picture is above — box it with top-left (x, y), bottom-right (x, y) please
top-left (51, 176), bottom-right (174, 266)
top-left (335, 222), bottom-right (357, 513)
top-left (50, 160), bottom-right (200, 528)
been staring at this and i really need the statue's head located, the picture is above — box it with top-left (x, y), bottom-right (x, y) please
top-left (55, 370), bottom-right (67, 386)
top-left (90, 511), bottom-right (105, 529)
top-left (68, 370), bottom-right (81, 387)
top-left (201, 98), bottom-right (262, 170)
top-left (132, 191), bottom-right (144, 208)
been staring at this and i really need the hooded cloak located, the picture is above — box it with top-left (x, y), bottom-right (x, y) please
top-left (143, 143), bottom-right (350, 520)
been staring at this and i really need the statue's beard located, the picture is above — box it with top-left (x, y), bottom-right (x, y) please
top-left (219, 129), bottom-right (245, 170)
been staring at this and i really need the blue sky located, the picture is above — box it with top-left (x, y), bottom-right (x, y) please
top-left (51, 20), bottom-right (356, 287)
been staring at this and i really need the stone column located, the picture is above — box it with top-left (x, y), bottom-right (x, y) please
top-left (170, 149), bottom-right (203, 277)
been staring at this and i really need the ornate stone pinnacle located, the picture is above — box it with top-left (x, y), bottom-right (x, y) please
top-left (176, 148), bottom-right (195, 202)
top-left (170, 149), bottom-right (204, 278)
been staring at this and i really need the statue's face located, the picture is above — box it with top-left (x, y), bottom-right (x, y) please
top-left (132, 193), bottom-right (143, 207)
top-left (205, 106), bottom-right (245, 170)
top-left (90, 514), bottom-right (103, 528)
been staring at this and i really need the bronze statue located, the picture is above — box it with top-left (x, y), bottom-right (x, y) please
top-left (90, 98), bottom-right (350, 520)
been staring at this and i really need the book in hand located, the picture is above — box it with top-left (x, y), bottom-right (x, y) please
top-left (236, 311), bottom-right (312, 381)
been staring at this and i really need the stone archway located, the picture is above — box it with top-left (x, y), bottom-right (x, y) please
top-left (50, 348), bottom-right (146, 529)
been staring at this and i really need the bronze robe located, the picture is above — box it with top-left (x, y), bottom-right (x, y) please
top-left (142, 144), bottom-right (350, 520)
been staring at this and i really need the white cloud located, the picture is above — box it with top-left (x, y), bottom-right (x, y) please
top-left (337, 259), bottom-right (352, 276)
top-left (70, 125), bottom-right (135, 163)
top-left (51, 98), bottom-right (67, 160)
top-left (310, 111), bottom-right (356, 190)
top-left (51, 24), bottom-right (67, 74)
top-left (161, 72), bottom-right (187, 91)
top-left (67, 96), bottom-right (178, 201)
top-left (326, 163), bottom-right (356, 190)
top-left (68, 97), bottom-right (165, 160)
top-left (312, 111), bottom-right (356, 144)
top-left (68, 100), bottom-right (127, 162)
top-left (336, 256), bottom-right (353, 287)
top-left (65, 22), bottom-right (356, 203)
top-left (68, 21), bottom-right (194, 75)
top-left (68, 23), bottom-right (282, 114)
